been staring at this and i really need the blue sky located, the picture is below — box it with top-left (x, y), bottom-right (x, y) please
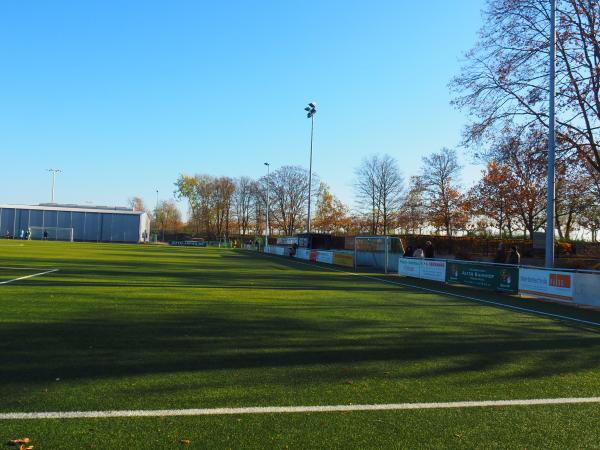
top-left (0, 0), bottom-right (486, 215)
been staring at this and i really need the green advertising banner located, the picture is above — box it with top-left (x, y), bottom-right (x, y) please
top-left (446, 262), bottom-right (518, 293)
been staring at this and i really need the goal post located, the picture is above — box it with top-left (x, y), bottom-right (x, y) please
top-left (353, 236), bottom-right (404, 274)
top-left (29, 226), bottom-right (74, 242)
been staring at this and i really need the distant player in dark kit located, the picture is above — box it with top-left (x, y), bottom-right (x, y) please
top-left (43, 229), bottom-right (49, 240)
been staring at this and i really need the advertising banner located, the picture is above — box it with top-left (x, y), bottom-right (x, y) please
top-left (446, 261), bottom-right (518, 293)
top-left (295, 249), bottom-right (310, 260)
top-left (398, 258), bottom-right (446, 282)
top-left (574, 272), bottom-right (600, 307)
top-left (519, 268), bottom-right (574, 301)
top-left (169, 240), bottom-right (207, 247)
top-left (398, 258), bottom-right (422, 278)
top-left (316, 251), bottom-right (334, 264)
top-left (420, 259), bottom-right (447, 282)
top-left (333, 253), bottom-right (354, 268)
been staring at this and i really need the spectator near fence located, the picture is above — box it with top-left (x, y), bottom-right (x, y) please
top-left (424, 241), bottom-right (435, 258)
top-left (404, 245), bottom-right (414, 257)
top-left (507, 246), bottom-right (521, 265)
top-left (413, 246), bottom-right (425, 258)
top-left (494, 243), bottom-right (507, 263)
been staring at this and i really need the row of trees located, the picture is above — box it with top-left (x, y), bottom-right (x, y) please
top-left (171, 166), bottom-right (319, 239)
top-left (159, 144), bottom-right (598, 241)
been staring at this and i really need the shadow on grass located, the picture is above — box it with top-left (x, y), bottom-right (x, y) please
top-left (2, 307), bottom-right (600, 387)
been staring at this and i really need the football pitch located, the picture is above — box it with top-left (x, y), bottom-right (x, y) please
top-left (2, 242), bottom-right (600, 449)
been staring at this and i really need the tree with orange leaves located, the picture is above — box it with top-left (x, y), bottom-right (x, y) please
top-left (470, 160), bottom-right (518, 237)
top-left (312, 183), bottom-right (350, 234)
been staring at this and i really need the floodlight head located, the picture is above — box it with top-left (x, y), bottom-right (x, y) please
top-left (308, 102), bottom-right (316, 108)
top-left (304, 107), bottom-right (310, 112)
top-left (264, 162), bottom-right (269, 166)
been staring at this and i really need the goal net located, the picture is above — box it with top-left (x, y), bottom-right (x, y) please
top-left (354, 236), bottom-right (404, 274)
top-left (29, 226), bottom-right (74, 242)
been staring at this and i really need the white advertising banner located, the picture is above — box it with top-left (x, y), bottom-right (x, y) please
top-left (316, 251), bottom-right (333, 264)
top-left (295, 249), bottom-right (310, 260)
top-left (398, 258), bottom-right (446, 282)
top-left (519, 268), bottom-right (574, 302)
top-left (420, 259), bottom-right (447, 282)
top-left (398, 258), bottom-right (422, 278)
top-left (573, 272), bottom-right (600, 307)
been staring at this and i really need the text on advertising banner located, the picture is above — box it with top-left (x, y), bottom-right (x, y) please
top-left (420, 260), bottom-right (447, 282)
top-left (446, 261), bottom-right (518, 293)
top-left (519, 268), bottom-right (574, 301)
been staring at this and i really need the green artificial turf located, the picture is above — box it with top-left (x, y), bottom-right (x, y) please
top-left (2, 241), bottom-right (600, 449)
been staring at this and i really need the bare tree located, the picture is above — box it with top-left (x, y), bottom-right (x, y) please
top-left (355, 156), bottom-right (380, 234)
top-left (153, 200), bottom-right (182, 241)
top-left (452, 0), bottom-right (600, 180)
top-left (555, 158), bottom-right (592, 239)
top-left (354, 154), bottom-right (404, 234)
top-left (420, 148), bottom-right (467, 236)
top-left (127, 196), bottom-right (146, 212)
top-left (398, 176), bottom-right (428, 234)
top-left (233, 177), bottom-right (255, 236)
top-left (268, 165), bottom-right (317, 235)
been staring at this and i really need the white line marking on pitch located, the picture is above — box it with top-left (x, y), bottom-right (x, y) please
top-left (256, 252), bottom-right (600, 328)
top-left (3, 397), bottom-right (600, 420)
top-left (0, 269), bottom-right (59, 285)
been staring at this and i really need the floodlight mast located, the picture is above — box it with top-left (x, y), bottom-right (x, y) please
top-left (305, 102), bottom-right (317, 233)
top-left (264, 162), bottom-right (270, 244)
top-left (545, 0), bottom-right (556, 268)
top-left (47, 169), bottom-right (61, 203)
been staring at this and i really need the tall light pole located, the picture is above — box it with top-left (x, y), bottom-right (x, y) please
top-left (304, 102), bottom-right (317, 233)
top-left (545, 0), bottom-right (556, 268)
top-left (264, 162), bottom-right (270, 243)
top-left (155, 189), bottom-right (159, 210)
top-left (47, 169), bottom-right (61, 203)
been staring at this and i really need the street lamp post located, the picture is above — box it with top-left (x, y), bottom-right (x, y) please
top-left (304, 102), bottom-right (317, 233)
top-left (545, 0), bottom-right (556, 268)
top-left (264, 162), bottom-right (270, 244)
top-left (47, 169), bottom-right (61, 203)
